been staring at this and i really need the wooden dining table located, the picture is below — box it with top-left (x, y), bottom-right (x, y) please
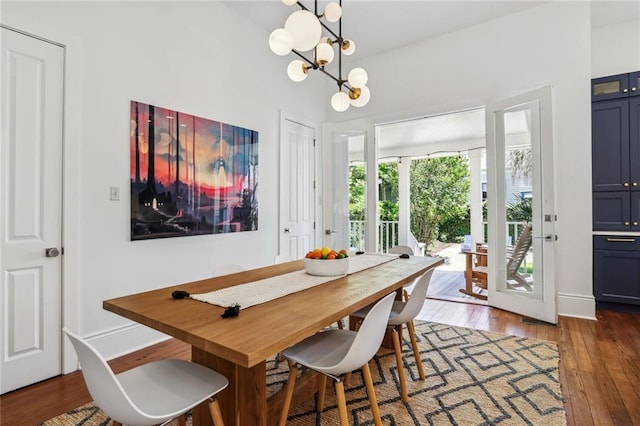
top-left (103, 254), bottom-right (443, 426)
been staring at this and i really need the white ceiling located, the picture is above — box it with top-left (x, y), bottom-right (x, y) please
top-left (224, 0), bottom-right (640, 156)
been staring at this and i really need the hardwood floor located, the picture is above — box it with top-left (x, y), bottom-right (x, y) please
top-left (1, 299), bottom-right (639, 425)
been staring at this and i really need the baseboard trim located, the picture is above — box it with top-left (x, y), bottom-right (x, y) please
top-left (85, 323), bottom-right (171, 361)
top-left (557, 292), bottom-right (596, 320)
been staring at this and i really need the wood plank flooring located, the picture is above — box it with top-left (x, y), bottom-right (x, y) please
top-left (1, 299), bottom-right (639, 426)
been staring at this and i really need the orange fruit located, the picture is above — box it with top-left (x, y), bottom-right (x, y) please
top-left (327, 253), bottom-right (336, 260)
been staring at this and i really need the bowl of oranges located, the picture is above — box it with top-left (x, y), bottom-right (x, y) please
top-left (303, 247), bottom-right (350, 276)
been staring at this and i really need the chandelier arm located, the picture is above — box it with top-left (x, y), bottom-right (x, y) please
top-left (292, 50), bottom-right (317, 68)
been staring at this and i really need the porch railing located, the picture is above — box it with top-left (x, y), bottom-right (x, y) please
top-left (350, 220), bottom-right (529, 253)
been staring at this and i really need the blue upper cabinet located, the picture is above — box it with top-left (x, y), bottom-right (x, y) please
top-left (630, 72), bottom-right (640, 97)
top-left (592, 73), bottom-right (629, 101)
top-left (592, 71), bottom-right (640, 231)
top-left (592, 99), bottom-right (630, 191)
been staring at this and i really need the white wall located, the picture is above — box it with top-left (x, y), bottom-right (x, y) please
top-left (592, 19), bottom-right (640, 78)
top-left (2, 1), bottom-right (327, 357)
top-left (329, 2), bottom-right (595, 319)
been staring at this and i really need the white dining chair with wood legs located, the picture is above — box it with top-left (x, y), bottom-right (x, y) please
top-left (278, 292), bottom-right (396, 426)
top-left (388, 245), bottom-right (415, 301)
top-left (351, 269), bottom-right (434, 403)
top-left (63, 328), bottom-right (228, 426)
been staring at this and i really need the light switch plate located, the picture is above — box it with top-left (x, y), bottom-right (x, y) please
top-left (110, 186), bottom-right (120, 201)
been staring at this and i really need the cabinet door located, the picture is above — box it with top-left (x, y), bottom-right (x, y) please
top-left (593, 191), bottom-right (630, 231)
top-left (594, 248), bottom-right (640, 305)
top-left (630, 97), bottom-right (640, 187)
top-left (592, 73), bottom-right (629, 101)
top-left (629, 71), bottom-right (640, 97)
top-left (592, 99), bottom-right (630, 191)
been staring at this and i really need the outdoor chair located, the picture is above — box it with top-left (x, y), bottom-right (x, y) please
top-left (63, 328), bottom-right (228, 426)
top-left (460, 224), bottom-right (533, 299)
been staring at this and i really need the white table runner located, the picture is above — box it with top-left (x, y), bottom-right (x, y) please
top-left (191, 253), bottom-right (397, 309)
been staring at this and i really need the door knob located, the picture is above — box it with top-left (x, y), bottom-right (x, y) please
top-left (325, 229), bottom-right (337, 235)
top-left (45, 247), bottom-right (60, 258)
top-left (284, 228), bottom-right (291, 233)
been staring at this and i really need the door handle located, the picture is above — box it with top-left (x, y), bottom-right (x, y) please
top-left (325, 229), bottom-right (337, 235)
top-left (284, 228), bottom-right (291, 233)
top-left (533, 235), bottom-right (554, 241)
top-left (45, 247), bottom-right (60, 258)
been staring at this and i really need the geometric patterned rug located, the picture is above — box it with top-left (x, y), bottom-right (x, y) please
top-left (42, 321), bottom-right (567, 425)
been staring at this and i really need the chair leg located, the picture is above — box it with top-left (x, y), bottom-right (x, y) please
top-left (403, 288), bottom-right (410, 302)
top-left (177, 413), bottom-right (187, 426)
top-left (316, 374), bottom-right (327, 412)
top-left (334, 380), bottom-right (350, 426)
top-left (209, 398), bottom-right (225, 426)
top-left (337, 319), bottom-right (344, 329)
top-left (278, 361), bottom-right (299, 426)
top-left (391, 328), bottom-right (409, 403)
top-left (343, 371), bottom-right (351, 386)
top-left (362, 362), bottom-right (383, 426)
top-left (407, 320), bottom-right (425, 380)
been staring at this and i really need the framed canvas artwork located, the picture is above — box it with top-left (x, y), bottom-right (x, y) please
top-left (130, 101), bottom-right (258, 240)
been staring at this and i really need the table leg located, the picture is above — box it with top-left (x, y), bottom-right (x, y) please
top-left (192, 347), bottom-right (267, 426)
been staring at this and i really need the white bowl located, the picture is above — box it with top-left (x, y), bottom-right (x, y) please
top-left (304, 257), bottom-right (349, 276)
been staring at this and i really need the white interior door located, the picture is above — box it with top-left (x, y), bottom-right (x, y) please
top-left (486, 86), bottom-right (556, 323)
top-left (279, 116), bottom-right (316, 260)
top-left (1, 27), bottom-right (64, 393)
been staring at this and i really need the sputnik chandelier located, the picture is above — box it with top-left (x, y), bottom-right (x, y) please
top-left (268, 0), bottom-right (370, 112)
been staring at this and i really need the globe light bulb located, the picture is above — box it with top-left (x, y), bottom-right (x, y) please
top-left (342, 39), bottom-right (356, 55)
top-left (287, 60), bottom-right (308, 82)
top-left (285, 10), bottom-right (322, 52)
top-left (269, 28), bottom-right (293, 56)
top-left (324, 2), bottom-right (342, 22)
top-left (315, 42), bottom-right (335, 66)
top-left (331, 91), bottom-right (350, 112)
top-left (350, 85), bottom-right (370, 107)
top-left (282, 0), bottom-right (298, 5)
top-left (347, 67), bottom-right (368, 88)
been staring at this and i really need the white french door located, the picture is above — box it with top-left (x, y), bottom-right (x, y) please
top-left (322, 120), bottom-right (376, 252)
top-left (486, 87), bottom-right (557, 323)
top-left (1, 27), bottom-right (65, 393)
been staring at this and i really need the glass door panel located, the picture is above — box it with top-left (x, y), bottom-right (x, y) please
top-left (487, 87), bottom-right (556, 323)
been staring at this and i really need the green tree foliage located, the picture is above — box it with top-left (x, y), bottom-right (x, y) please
top-left (349, 157), bottom-right (470, 247)
top-left (410, 157), bottom-right (470, 246)
top-left (349, 165), bottom-right (365, 220)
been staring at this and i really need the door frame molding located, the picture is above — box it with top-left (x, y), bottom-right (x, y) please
top-left (278, 110), bottom-right (321, 257)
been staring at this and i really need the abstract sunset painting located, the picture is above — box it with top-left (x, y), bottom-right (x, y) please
top-left (130, 101), bottom-right (258, 240)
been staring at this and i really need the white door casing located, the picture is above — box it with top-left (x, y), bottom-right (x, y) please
top-left (0, 27), bottom-right (64, 393)
top-left (279, 115), bottom-right (316, 260)
top-left (486, 86), bottom-right (557, 324)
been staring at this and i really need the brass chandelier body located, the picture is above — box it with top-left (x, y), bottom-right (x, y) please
top-left (269, 0), bottom-right (370, 112)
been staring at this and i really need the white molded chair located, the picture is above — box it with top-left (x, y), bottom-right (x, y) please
top-left (278, 292), bottom-right (396, 426)
top-left (63, 328), bottom-right (228, 426)
top-left (388, 245), bottom-right (414, 256)
top-left (274, 254), bottom-right (292, 264)
top-left (388, 245), bottom-right (415, 301)
top-left (352, 269), bottom-right (434, 403)
top-left (213, 263), bottom-right (245, 277)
